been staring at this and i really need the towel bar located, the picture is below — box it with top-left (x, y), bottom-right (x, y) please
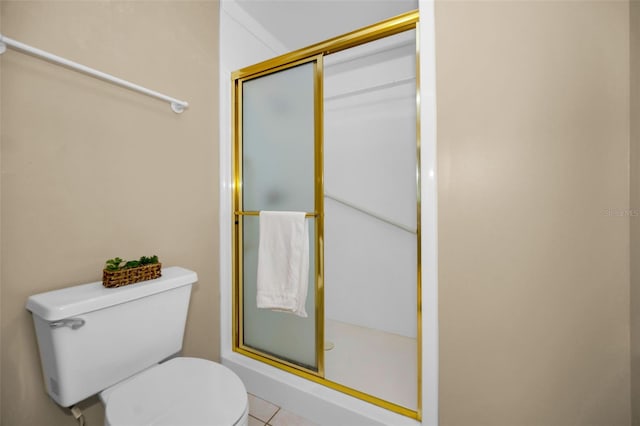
top-left (234, 211), bottom-right (318, 218)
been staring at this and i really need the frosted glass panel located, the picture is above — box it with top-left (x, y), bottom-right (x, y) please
top-left (242, 62), bottom-right (315, 212)
top-left (240, 61), bottom-right (317, 370)
top-left (242, 216), bottom-right (316, 369)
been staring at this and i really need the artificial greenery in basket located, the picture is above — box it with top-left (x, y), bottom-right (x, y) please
top-left (103, 255), bottom-right (161, 288)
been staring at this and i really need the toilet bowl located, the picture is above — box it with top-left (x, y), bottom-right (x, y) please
top-left (101, 357), bottom-right (248, 426)
top-left (26, 267), bottom-right (247, 426)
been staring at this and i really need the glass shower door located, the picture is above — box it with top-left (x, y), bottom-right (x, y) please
top-left (236, 59), bottom-right (320, 372)
top-left (231, 10), bottom-right (420, 419)
top-left (323, 29), bottom-right (418, 411)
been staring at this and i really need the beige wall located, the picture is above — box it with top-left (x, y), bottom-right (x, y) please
top-left (1, 1), bottom-right (636, 425)
top-left (631, 1), bottom-right (640, 424)
top-left (435, 1), bottom-right (632, 425)
top-left (0, 1), bottom-right (219, 425)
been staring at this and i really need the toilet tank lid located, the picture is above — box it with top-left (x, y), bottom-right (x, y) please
top-left (26, 267), bottom-right (198, 321)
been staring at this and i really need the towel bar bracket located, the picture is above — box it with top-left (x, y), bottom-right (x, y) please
top-left (170, 102), bottom-right (185, 114)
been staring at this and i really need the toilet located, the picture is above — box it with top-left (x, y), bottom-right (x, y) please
top-left (26, 267), bottom-right (248, 426)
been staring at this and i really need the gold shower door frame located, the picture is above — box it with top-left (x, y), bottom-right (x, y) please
top-left (231, 10), bottom-right (422, 420)
top-left (233, 54), bottom-right (325, 377)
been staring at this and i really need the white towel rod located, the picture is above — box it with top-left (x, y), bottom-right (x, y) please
top-left (0, 33), bottom-right (189, 113)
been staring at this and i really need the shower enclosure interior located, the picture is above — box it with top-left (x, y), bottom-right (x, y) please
top-left (232, 11), bottom-right (421, 419)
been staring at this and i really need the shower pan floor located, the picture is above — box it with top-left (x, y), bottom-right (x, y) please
top-left (324, 318), bottom-right (417, 410)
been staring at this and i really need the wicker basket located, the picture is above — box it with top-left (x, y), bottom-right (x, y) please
top-left (102, 263), bottom-right (162, 288)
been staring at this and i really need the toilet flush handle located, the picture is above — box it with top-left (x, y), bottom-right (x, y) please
top-left (49, 318), bottom-right (85, 330)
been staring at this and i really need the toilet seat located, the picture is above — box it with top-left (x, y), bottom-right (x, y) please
top-left (103, 357), bottom-right (248, 426)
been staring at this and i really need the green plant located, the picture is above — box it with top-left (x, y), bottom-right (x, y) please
top-left (105, 257), bottom-right (125, 271)
top-left (139, 255), bottom-right (159, 265)
top-left (105, 255), bottom-right (159, 271)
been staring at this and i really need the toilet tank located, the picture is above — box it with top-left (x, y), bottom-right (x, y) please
top-left (26, 266), bottom-right (197, 407)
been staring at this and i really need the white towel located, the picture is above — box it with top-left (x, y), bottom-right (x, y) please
top-left (256, 211), bottom-right (309, 317)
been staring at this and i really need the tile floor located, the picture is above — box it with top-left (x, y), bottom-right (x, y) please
top-left (248, 393), bottom-right (318, 426)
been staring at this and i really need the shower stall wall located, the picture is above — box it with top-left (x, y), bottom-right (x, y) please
top-left (230, 10), bottom-right (422, 421)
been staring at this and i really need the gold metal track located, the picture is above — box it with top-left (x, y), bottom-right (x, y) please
top-left (232, 10), bottom-right (419, 81)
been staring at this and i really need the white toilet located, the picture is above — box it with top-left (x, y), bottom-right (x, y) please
top-left (26, 267), bottom-right (248, 426)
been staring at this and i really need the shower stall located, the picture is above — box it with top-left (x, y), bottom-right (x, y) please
top-left (233, 10), bottom-right (419, 419)
top-left (223, 8), bottom-right (434, 424)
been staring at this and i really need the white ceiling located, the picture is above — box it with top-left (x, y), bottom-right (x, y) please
top-left (235, 0), bottom-right (418, 52)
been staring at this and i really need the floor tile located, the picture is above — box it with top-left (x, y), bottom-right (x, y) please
top-left (248, 415), bottom-right (265, 426)
top-left (248, 393), bottom-right (280, 422)
top-left (268, 408), bottom-right (318, 426)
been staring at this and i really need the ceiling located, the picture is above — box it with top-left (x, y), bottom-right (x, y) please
top-left (235, 0), bottom-right (418, 52)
